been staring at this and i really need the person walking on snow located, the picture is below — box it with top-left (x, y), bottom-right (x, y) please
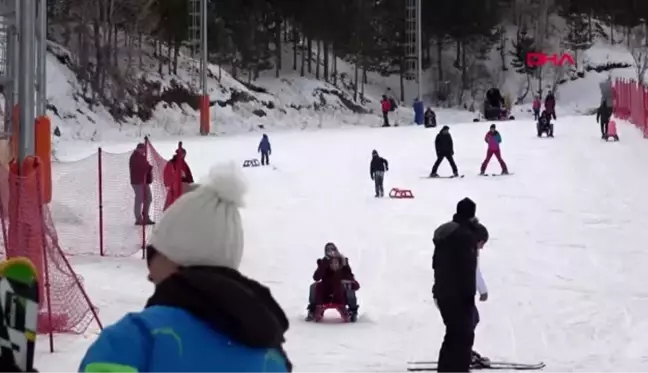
top-left (480, 124), bottom-right (508, 175)
top-left (370, 150), bottom-right (389, 197)
top-left (432, 198), bottom-right (484, 372)
top-left (596, 101), bottom-right (613, 139)
top-left (430, 126), bottom-right (459, 177)
top-left (258, 134), bottom-right (271, 165)
top-left (79, 164), bottom-right (291, 372)
top-left (129, 143), bottom-right (154, 225)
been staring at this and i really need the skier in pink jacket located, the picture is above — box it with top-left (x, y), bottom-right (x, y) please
top-left (480, 124), bottom-right (509, 175)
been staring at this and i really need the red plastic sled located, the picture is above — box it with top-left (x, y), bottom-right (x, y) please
top-left (389, 188), bottom-right (414, 198)
top-left (313, 303), bottom-right (351, 322)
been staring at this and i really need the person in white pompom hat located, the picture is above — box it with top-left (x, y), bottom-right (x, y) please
top-left (79, 163), bottom-right (292, 373)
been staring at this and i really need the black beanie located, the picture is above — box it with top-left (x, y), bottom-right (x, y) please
top-left (456, 198), bottom-right (476, 219)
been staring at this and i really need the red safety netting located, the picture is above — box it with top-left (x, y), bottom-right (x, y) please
top-left (51, 139), bottom-right (169, 256)
top-left (0, 156), bottom-right (101, 340)
top-left (613, 78), bottom-right (648, 138)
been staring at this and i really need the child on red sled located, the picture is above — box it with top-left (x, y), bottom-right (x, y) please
top-left (306, 242), bottom-right (360, 322)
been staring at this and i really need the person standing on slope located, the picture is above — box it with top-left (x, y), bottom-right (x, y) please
top-left (381, 95), bottom-right (392, 127)
top-left (430, 126), bottom-right (459, 177)
top-left (480, 124), bottom-right (508, 175)
top-left (129, 143), bottom-right (154, 225)
top-left (370, 150), bottom-right (389, 197)
top-left (532, 96), bottom-right (541, 120)
top-left (79, 164), bottom-right (292, 372)
top-left (258, 134), bottom-right (271, 165)
top-left (596, 101), bottom-right (613, 139)
top-left (544, 91), bottom-right (556, 119)
top-left (163, 143), bottom-right (195, 210)
top-left (432, 198), bottom-right (483, 372)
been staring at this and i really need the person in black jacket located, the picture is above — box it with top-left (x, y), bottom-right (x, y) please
top-left (430, 126), bottom-right (459, 177)
top-left (596, 101), bottom-right (613, 139)
top-left (432, 198), bottom-right (484, 372)
top-left (370, 150), bottom-right (389, 197)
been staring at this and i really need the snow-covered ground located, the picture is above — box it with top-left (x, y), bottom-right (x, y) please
top-left (36, 114), bottom-right (648, 371)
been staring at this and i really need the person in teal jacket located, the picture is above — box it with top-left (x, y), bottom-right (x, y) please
top-left (79, 163), bottom-right (291, 372)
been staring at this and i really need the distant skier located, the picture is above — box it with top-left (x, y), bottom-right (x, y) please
top-left (370, 150), bottom-right (389, 197)
top-left (544, 91), bottom-right (556, 119)
top-left (596, 101), bottom-right (613, 139)
top-left (432, 198), bottom-right (486, 372)
top-left (163, 143), bottom-right (195, 210)
top-left (424, 108), bottom-right (437, 128)
top-left (381, 95), bottom-right (391, 127)
top-left (532, 96), bottom-right (541, 120)
top-left (258, 134), bottom-right (271, 165)
top-left (430, 126), bottom-right (459, 177)
top-left (480, 124), bottom-right (508, 175)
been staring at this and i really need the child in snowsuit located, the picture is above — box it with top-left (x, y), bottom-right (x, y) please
top-left (258, 134), bottom-right (271, 165)
top-left (307, 242), bottom-right (360, 321)
top-left (480, 124), bottom-right (508, 175)
top-left (370, 150), bottom-right (389, 197)
top-left (430, 126), bottom-right (459, 177)
top-left (425, 108), bottom-right (437, 128)
top-left (532, 96), bottom-right (541, 120)
top-left (605, 119), bottom-right (619, 141)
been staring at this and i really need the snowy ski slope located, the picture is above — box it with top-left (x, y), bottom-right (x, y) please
top-left (37, 116), bottom-right (648, 371)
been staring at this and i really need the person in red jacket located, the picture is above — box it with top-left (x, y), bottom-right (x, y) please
top-left (163, 143), bottom-right (195, 210)
top-left (129, 143), bottom-right (154, 225)
top-left (381, 95), bottom-right (391, 127)
top-left (306, 242), bottom-right (360, 321)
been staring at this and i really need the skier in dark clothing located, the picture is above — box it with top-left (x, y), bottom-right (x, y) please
top-left (596, 102), bottom-right (613, 139)
top-left (370, 150), bottom-right (389, 197)
top-left (432, 198), bottom-right (484, 372)
top-left (430, 126), bottom-right (459, 177)
top-left (258, 134), bottom-right (271, 165)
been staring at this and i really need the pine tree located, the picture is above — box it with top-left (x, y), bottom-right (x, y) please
top-left (509, 29), bottom-right (537, 76)
top-left (563, 13), bottom-right (593, 68)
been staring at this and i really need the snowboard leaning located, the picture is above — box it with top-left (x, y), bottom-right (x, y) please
top-left (0, 257), bottom-right (39, 372)
top-left (407, 360), bottom-right (545, 371)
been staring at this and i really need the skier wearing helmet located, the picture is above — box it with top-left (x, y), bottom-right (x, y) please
top-left (306, 242), bottom-right (360, 321)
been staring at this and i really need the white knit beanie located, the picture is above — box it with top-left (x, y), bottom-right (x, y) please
top-left (149, 162), bottom-right (247, 269)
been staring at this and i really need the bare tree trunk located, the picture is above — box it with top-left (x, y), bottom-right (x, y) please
top-left (307, 37), bottom-right (312, 73)
top-left (275, 16), bottom-right (282, 78)
top-left (315, 40), bottom-right (320, 79)
top-left (323, 42), bottom-right (329, 81)
top-left (292, 27), bottom-right (298, 70)
top-left (300, 35), bottom-right (306, 76)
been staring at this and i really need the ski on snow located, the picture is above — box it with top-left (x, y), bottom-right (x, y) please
top-left (480, 172), bottom-right (514, 177)
top-left (407, 360), bottom-right (544, 371)
top-left (0, 257), bottom-right (39, 372)
top-left (422, 175), bottom-right (465, 179)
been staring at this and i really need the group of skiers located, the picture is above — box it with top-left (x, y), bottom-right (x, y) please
top-left (428, 124), bottom-right (509, 178)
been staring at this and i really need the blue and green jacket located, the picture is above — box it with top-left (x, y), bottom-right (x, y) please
top-left (79, 266), bottom-right (291, 372)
